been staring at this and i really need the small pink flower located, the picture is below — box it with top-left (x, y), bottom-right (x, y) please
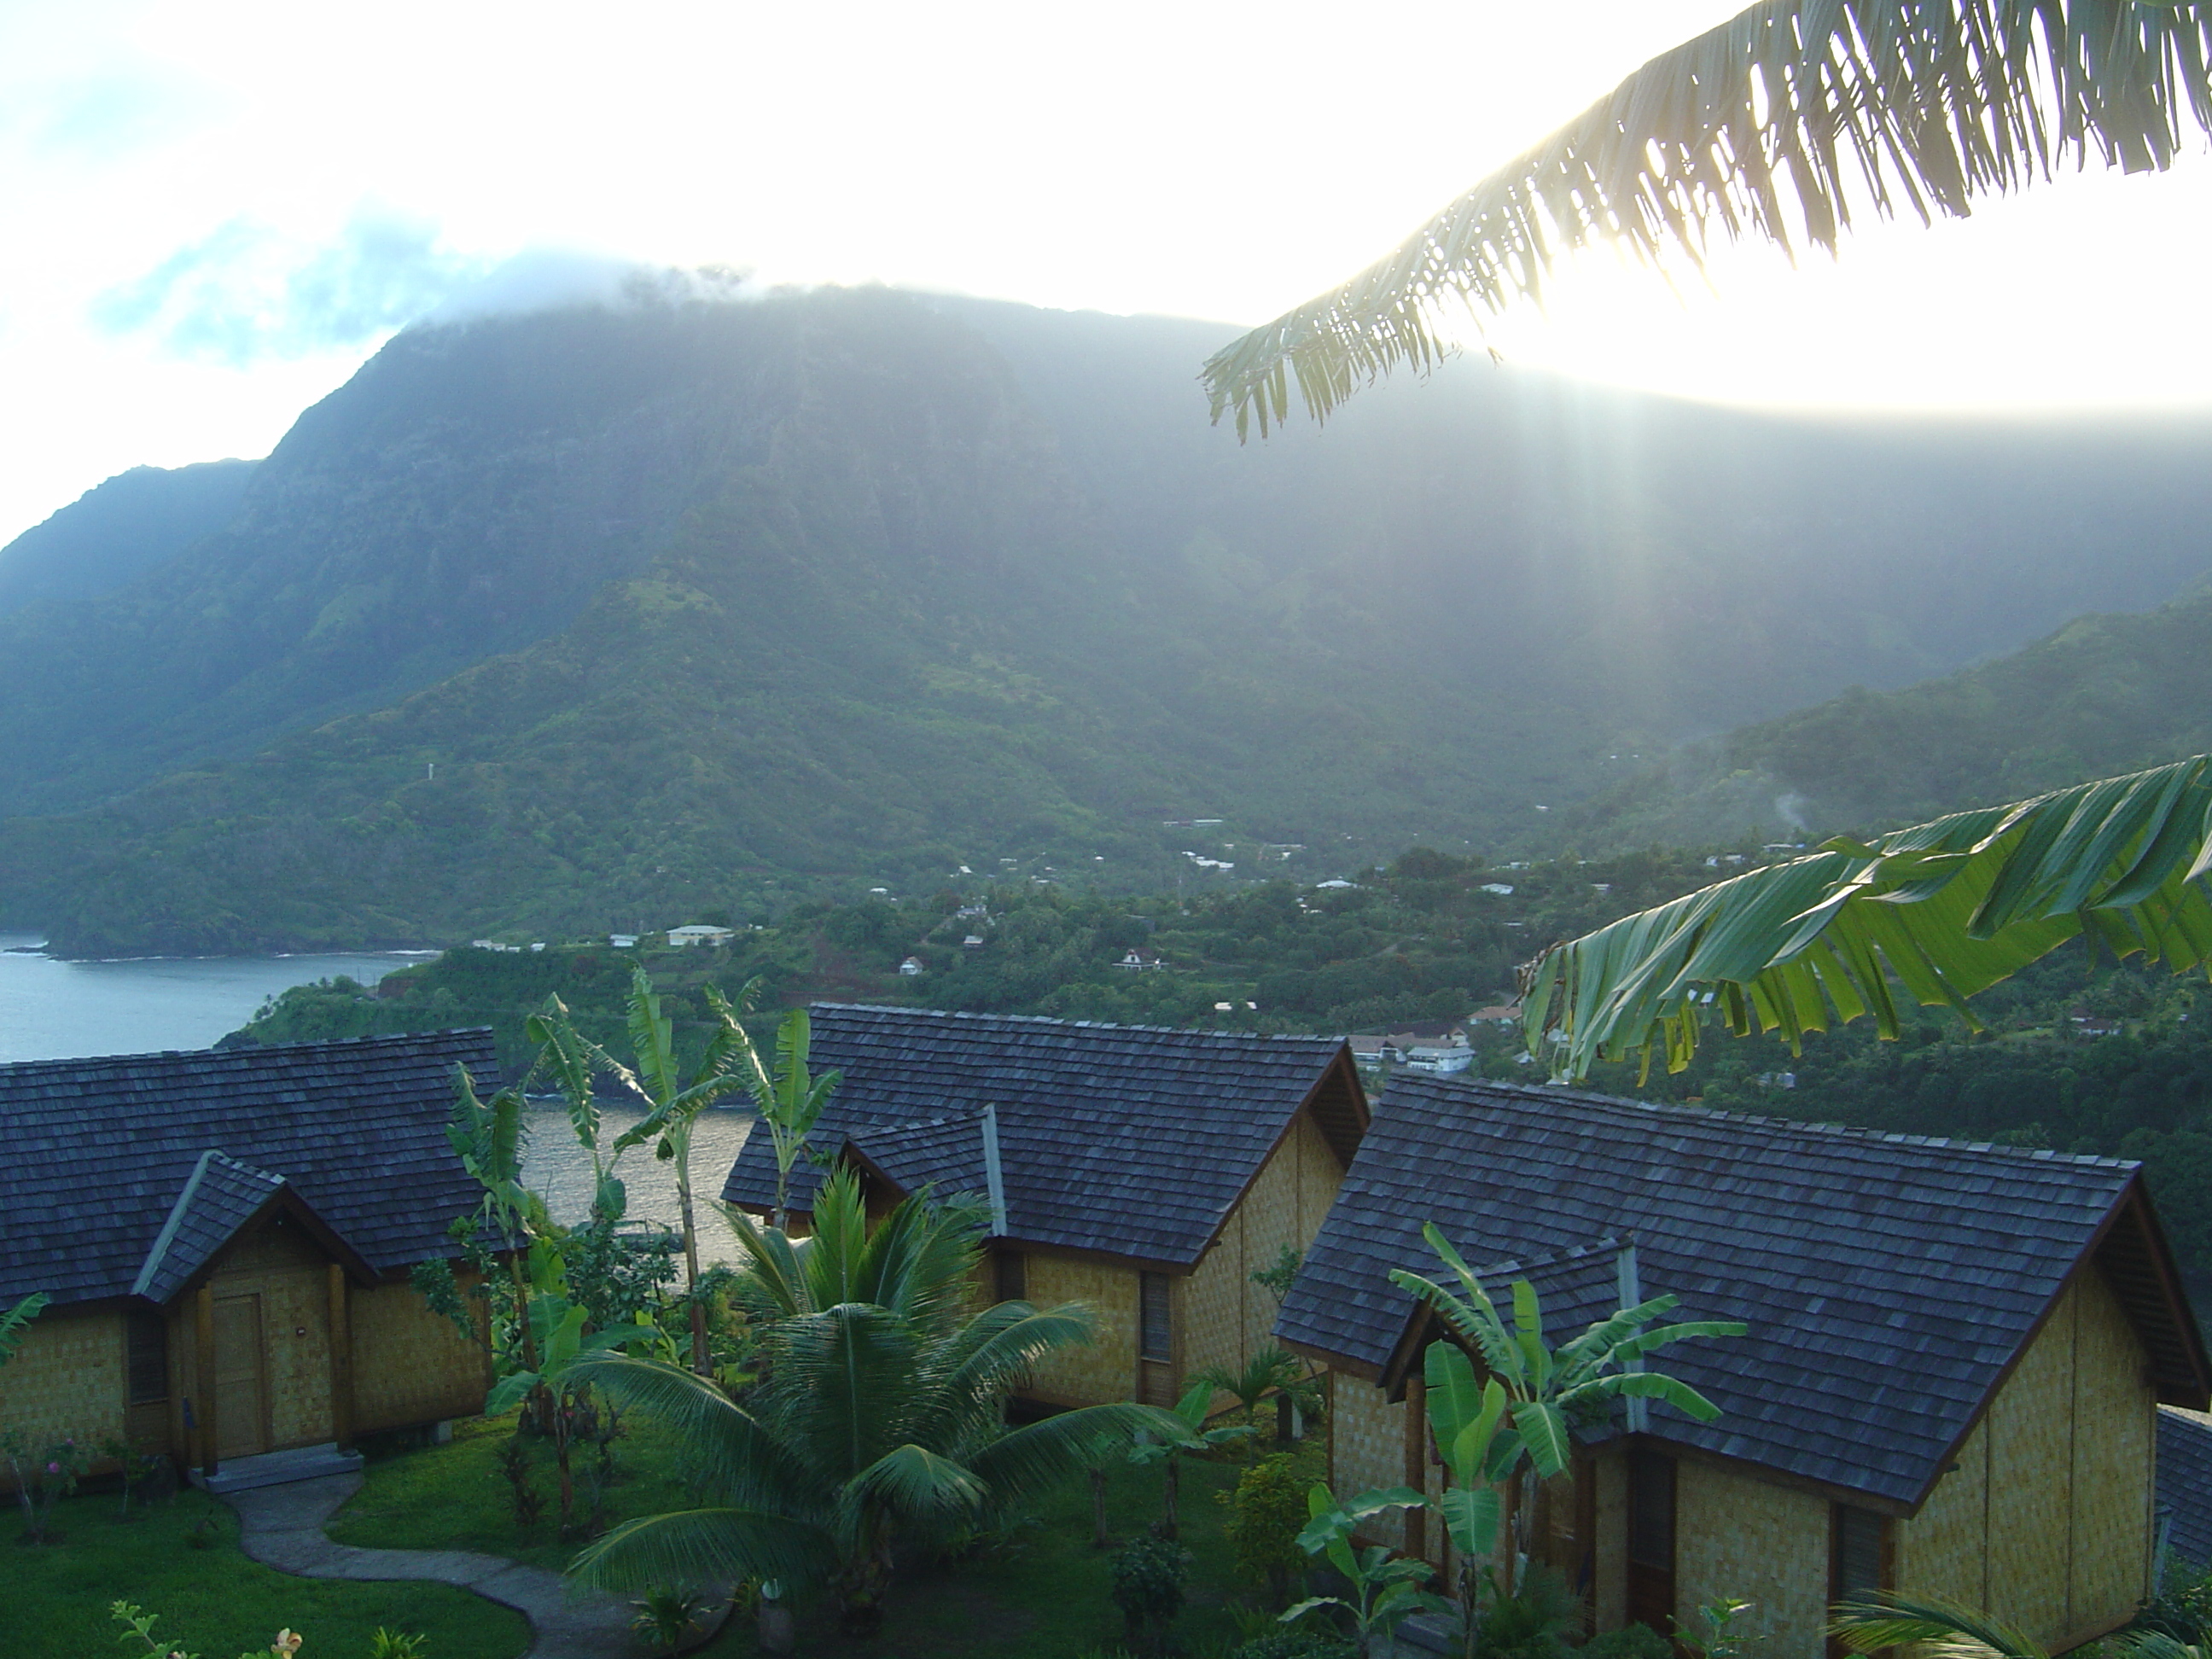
top-left (44, 1462), bottom-right (57, 1475)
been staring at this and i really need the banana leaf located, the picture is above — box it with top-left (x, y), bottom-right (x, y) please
top-left (1523, 754), bottom-right (2212, 1082)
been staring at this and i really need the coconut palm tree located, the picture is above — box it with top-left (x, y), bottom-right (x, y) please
top-left (563, 1169), bottom-right (1188, 1632)
top-left (1202, 2), bottom-right (2212, 437)
top-left (1521, 753), bottom-right (2212, 1082)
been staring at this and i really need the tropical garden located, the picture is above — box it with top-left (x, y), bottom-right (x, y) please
top-left (19, 0), bottom-right (2212, 1655)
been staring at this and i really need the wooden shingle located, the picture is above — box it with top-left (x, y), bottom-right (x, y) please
top-left (1282, 1073), bottom-right (2209, 1508)
top-left (0, 1031), bottom-right (497, 1307)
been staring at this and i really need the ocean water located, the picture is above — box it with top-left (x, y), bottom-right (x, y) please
top-left (0, 932), bottom-right (426, 1064)
top-left (0, 931), bottom-right (758, 1254)
top-left (518, 1094), bottom-right (755, 1249)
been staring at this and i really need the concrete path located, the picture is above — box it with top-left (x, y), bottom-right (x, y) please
top-left (222, 1471), bottom-right (694, 1658)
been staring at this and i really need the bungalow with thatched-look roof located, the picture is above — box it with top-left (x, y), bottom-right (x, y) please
top-left (0, 1032), bottom-right (498, 1490)
top-left (1280, 1074), bottom-right (2212, 1659)
top-left (722, 1004), bottom-right (1368, 1412)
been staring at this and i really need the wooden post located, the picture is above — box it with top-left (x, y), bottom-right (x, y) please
top-left (1404, 1373), bottom-right (1428, 1562)
top-left (194, 1284), bottom-right (217, 1479)
top-left (327, 1264), bottom-right (353, 1451)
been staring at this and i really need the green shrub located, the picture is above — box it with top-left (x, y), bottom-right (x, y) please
top-left (1230, 1632), bottom-right (1353, 1659)
top-left (2135, 1561), bottom-right (2212, 1644)
top-left (1218, 1454), bottom-right (1307, 1608)
top-left (1581, 1622), bottom-right (1675, 1659)
top-left (1477, 1567), bottom-right (1584, 1659)
top-left (1111, 1536), bottom-right (1192, 1656)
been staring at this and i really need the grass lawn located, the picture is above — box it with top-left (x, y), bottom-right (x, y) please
top-left (331, 1412), bottom-right (711, 1574)
top-left (333, 1412), bottom-right (1330, 1658)
top-left (3, 1482), bottom-right (529, 1659)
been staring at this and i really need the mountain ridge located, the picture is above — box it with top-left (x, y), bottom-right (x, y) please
top-left (7, 283), bottom-right (2212, 954)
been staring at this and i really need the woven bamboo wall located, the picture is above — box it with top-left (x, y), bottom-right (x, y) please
top-left (1185, 1113), bottom-right (1347, 1400)
top-left (1590, 1445), bottom-right (1628, 1631)
top-left (1333, 1380), bottom-right (1412, 1551)
top-left (1020, 1252), bottom-right (1140, 1406)
top-left (1897, 1266), bottom-right (2153, 1650)
top-left (2071, 1266), bottom-right (2153, 1627)
top-left (205, 1218), bottom-right (335, 1450)
top-left (0, 1307), bottom-right (126, 1450)
top-left (1676, 1458), bottom-right (1829, 1658)
top-left (348, 1273), bottom-right (488, 1432)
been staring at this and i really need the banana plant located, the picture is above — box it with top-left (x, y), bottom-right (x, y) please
top-left (1282, 1483), bottom-right (1448, 1657)
top-left (529, 969), bottom-right (758, 1374)
top-left (742, 1004), bottom-right (842, 1231)
top-left (1394, 1221), bottom-right (1743, 1607)
top-left (0, 1291), bottom-right (47, 1367)
top-left (525, 993), bottom-right (630, 1225)
top-left (1127, 1379), bottom-right (1254, 1540)
top-left (482, 1236), bottom-right (652, 1534)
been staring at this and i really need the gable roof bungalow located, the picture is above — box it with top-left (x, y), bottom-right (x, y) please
top-left (1279, 1074), bottom-right (2211, 1659)
top-left (723, 1004), bottom-right (1368, 1410)
top-left (0, 1032), bottom-right (499, 1488)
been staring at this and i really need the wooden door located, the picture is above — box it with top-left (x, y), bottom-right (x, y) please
top-left (1626, 1450), bottom-right (1677, 1634)
top-left (212, 1294), bottom-right (268, 1459)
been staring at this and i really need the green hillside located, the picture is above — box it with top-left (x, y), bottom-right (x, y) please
top-left (1583, 579), bottom-right (2212, 847)
top-left (9, 282), bottom-right (2212, 954)
top-left (0, 459), bottom-right (256, 616)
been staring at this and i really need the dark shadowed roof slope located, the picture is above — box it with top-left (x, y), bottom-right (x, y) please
top-left (1281, 1074), bottom-right (2207, 1510)
top-left (2161, 1408), bottom-right (2212, 1570)
top-left (0, 1030), bottom-right (496, 1307)
top-left (722, 1004), bottom-right (1364, 1266)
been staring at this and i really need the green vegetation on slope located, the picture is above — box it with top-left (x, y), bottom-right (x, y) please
top-left (0, 459), bottom-right (256, 617)
top-left (228, 844), bottom-right (1736, 1077)
top-left (1586, 580), bottom-right (2212, 848)
top-left (9, 284), bottom-right (2212, 954)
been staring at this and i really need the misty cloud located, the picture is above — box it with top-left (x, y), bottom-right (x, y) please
top-left (90, 210), bottom-right (490, 364)
top-left (92, 218), bottom-right (756, 364)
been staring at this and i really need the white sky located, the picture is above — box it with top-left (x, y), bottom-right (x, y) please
top-left (5, 0), bottom-right (2212, 545)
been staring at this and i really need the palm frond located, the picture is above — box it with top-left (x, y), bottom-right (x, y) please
top-left (1525, 754), bottom-right (2212, 1081)
top-left (802, 1167), bottom-right (874, 1311)
top-left (567, 1352), bottom-right (812, 1511)
top-left (963, 1402), bottom-right (1193, 1505)
top-left (841, 1442), bottom-right (989, 1528)
top-left (719, 1201), bottom-right (809, 1317)
top-left (1388, 1266), bottom-right (1521, 1381)
top-left (776, 1303), bottom-right (924, 1480)
top-left (1203, 0), bottom-right (2212, 435)
top-left (565, 1505), bottom-right (834, 1595)
top-left (1829, 1589), bottom-right (2048, 1659)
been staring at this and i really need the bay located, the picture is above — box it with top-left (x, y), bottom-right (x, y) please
top-left (0, 931), bottom-right (428, 1064)
top-left (518, 1097), bottom-right (756, 1255)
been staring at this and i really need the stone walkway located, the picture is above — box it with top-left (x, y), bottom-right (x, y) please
top-left (222, 1471), bottom-right (663, 1658)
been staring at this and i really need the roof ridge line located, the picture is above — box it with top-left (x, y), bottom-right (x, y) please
top-left (131, 1150), bottom-right (284, 1300)
top-left (1467, 1234), bottom-right (1623, 1281)
top-left (807, 1003), bottom-right (1346, 1045)
top-left (1403, 1074), bottom-right (2137, 1171)
top-left (0, 1026), bottom-right (498, 1079)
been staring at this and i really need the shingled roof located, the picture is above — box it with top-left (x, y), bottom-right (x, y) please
top-left (1281, 1074), bottom-right (2209, 1511)
top-left (721, 1004), bottom-right (1365, 1266)
top-left (2159, 1408), bottom-right (2212, 1570)
top-left (0, 1031), bottom-right (497, 1308)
